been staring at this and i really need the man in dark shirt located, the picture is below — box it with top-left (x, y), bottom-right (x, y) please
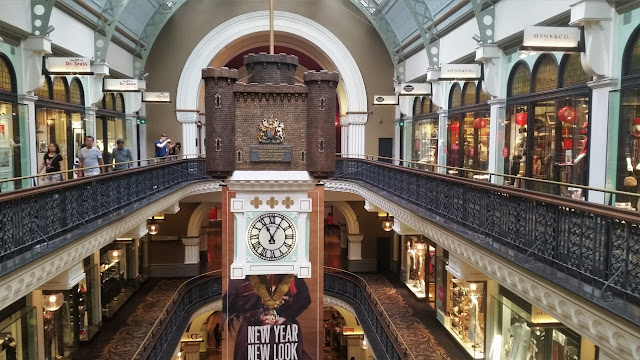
top-left (112, 139), bottom-right (133, 170)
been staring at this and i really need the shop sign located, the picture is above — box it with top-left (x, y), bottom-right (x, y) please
top-left (46, 57), bottom-right (92, 74)
top-left (522, 26), bottom-right (581, 51)
top-left (104, 79), bottom-right (140, 92)
top-left (342, 326), bottom-right (363, 335)
top-left (439, 64), bottom-right (481, 80)
top-left (143, 91), bottom-right (171, 103)
top-left (399, 83), bottom-right (431, 96)
top-left (183, 332), bottom-right (204, 342)
top-left (373, 95), bottom-right (398, 105)
top-left (531, 306), bottom-right (559, 324)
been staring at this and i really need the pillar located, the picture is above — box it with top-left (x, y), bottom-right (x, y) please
top-left (138, 104), bottom-right (147, 163)
top-left (346, 337), bottom-right (361, 360)
top-left (339, 225), bottom-right (348, 249)
top-left (347, 113), bottom-right (367, 158)
top-left (182, 237), bottom-right (200, 264)
top-left (340, 116), bottom-right (348, 157)
top-left (84, 106), bottom-right (97, 139)
top-left (391, 232), bottom-right (400, 273)
top-left (488, 98), bottom-right (506, 184)
top-left (18, 94), bottom-right (38, 178)
top-left (176, 110), bottom-right (199, 159)
top-left (437, 109), bottom-right (449, 174)
top-left (587, 78), bottom-right (617, 204)
top-left (125, 114), bottom-right (137, 162)
top-left (347, 234), bottom-right (364, 260)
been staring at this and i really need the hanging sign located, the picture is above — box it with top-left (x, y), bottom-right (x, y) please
top-left (103, 79), bottom-right (139, 92)
top-left (143, 91), bottom-right (171, 103)
top-left (45, 57), bottom-right (92, 74)
top-left (439, 64), bottom-right (481, 80)
top-left (372, 95), bottom-right (398, 106)
top-left (399, 83), bottom-right (431, 96)
top-left (521, 26), bottom-right (581, 52)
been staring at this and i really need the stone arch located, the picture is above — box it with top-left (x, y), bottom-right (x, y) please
top-left (327, 201), bottom-right (359, 234)
top-left (187, 202), bottom-right (216, 237)
top-left (176, 10), bottom-right (367, 116)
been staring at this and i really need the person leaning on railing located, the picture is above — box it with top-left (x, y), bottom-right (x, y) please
top-left (37, 143), bottom-right (65, 184)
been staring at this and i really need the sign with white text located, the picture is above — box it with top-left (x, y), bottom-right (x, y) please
top-left (522, 26), bottom-right (581, 50)
top-left (143, 91), bottom-right (171, 103)
top-left (104, 79), bottom-right (139, 92)
top-left (46, 57), bottom-right (91, 74)
top-left (440, 64), bottom-right (481, 80)
top-left (373, 95), bottom-right (399, 105)
top-left (399, 83), bottom-right (431, 96)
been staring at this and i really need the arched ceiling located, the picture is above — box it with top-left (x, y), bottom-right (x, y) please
top-left (51, 0), bottom-right (496, 77)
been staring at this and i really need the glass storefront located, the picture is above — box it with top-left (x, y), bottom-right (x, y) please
top-left (0, 305), bottom-right (37, 360)
top-left (504, 54), bottom-right (590, 197)
top-left (447, 82), bottom-right (491, 179)
top-left (403, 236), bottom-right (436, 306)
top-left (100, 241), bottom-right (139, 319)
top-left (412, 97), bottom-right (440, 169)
top-left (95, 93), bottom-right (126, 166)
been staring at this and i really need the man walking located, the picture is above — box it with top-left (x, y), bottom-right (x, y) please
top-left (78, 136), bottom-right (104, 176)
top-left (155, 133), bottom-right (171, 159)
top-left (112, 139), bottom-right (133, 170)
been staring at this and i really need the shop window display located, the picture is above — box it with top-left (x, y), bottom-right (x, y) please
top-left (0, 307), bottom-right (37, 360)
top-left (412, 97), bottom-right (439, 168)
top-left (445, 278), bottom-right (486, 359)
top-left (43, 284), bottom-right (88, 360)
top-left (96, 93), bottom-right (126, 164)
top-left (404, 237), bottom-right (436, 303)
top-left (101, 242), bottom-right (139, 319)
top-left (52, 77), bottom-right (68, 103)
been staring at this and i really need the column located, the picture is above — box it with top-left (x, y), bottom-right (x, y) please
top-left (346, 337), bottom-right (361, 360)
top-left (125, 114), bottom-right (137, 162)
top-left (347, 113), bottom-right (367, 158)
top-left (403, 119), bottom-right (413, 167)
top-left (488, 98), bottom-right (506, 184)
top-left (391, 232), bottom-right (400, 273)
top-left (176, 110), bottom-right (199, 159)
top-left (347, 234), bottom-right (364, 260)
top-left (339, 225), bottom-right (348, 249)
top-left (182, 237), bottom-right (200, 264)
top-left (394, 122), bottom-right (401, 165)
top-left (437, 109), bottom-right (449, 174)
top-left (84, 106), bottom-right (97, 139)
top-left (340, 116), bottom-right (348, 156)
top-left (587, 78), bottom-right (617, 204)
top-left (138, 104), bottom-right (147, 162)
top-left (18, 94), bottom-right (38, 178)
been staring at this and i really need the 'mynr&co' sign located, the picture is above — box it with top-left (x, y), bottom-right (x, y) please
top-left (522, 26), bottom-right (581, 52)
top-left (439, 64), bottom-right (481, 80)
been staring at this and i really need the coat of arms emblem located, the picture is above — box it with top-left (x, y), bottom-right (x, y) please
top-left (258, 115), bottom-right (285, 144)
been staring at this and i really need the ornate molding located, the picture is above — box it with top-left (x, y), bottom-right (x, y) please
top-left (181, 237), bottom-right (200, 246)
top-left (176, 110), bottom-right (199, 123)
top-left (324, 180), bottom-right (640, 360)
top-left (347, 113), bottom-right (368, 125)
top-left (0, 181), bottom-right (221, 312)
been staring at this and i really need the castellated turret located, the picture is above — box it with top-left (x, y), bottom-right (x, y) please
top-left (202, 67), bottom-right (238, 178)
top-left (304, 70), bottom-right (340, 178)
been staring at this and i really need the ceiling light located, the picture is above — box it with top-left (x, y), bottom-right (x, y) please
top-left (381, 213), bottom-right (393, 232)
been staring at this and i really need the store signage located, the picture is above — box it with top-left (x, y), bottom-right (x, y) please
top-left (399, 82), bottom-right (431, 96)
top-left (439, 64), bottom-right (481, 80)
top-left (373, 95), bottom-right (398, 105)
top-left (143, 91), bottom-right (171, 103)
top-left (183, 332), bottom-right (204, 342)
top-left (531, 306), bottom-right (560, 324)
top-left (342, 326), bottom-right (364, 336)
top-left (104, 79), bottom-right (140, 92)
top-left (522, 26), bottom-right (581, 51)
top-left (45, 57), bottom-right (92, 74)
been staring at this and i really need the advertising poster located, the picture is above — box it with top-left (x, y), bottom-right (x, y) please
top-left (221, 187), bottom-right (324, 360)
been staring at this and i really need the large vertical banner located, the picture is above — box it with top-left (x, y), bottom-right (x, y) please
top-left (222, 187), bottom-right (324, 360)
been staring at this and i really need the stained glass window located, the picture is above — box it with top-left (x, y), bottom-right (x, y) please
top-left (422, 97), bottom-right (430, 114)
top-left (105, 93), bottom-right (114, 110)
top-left (70, 78), bottom-right (83, 105)
top-left (478, 82), bottom-right (490, 103)
top-left (561, 54), bottom-right (589, 87)
top-left (534, 55), bottom-right (558, 92)
top-left (35, 78), bottom-right (51, 99)
top-left (115, 93), bottom-right (124, 113)
top-left (509, 63), bottom-right (531, 96)
top-left (462, 82), bottom-right (476, 106)
top-left (0, 57), bottom-right (12, 92)
top-left (629, 33), bottom-right (640, 74)
top-left (450, 83), bottom-right (462, 108)
top-left (413, 97), bottom-right (422, 116)
top-left (53, 77), bottom-right (68, 102)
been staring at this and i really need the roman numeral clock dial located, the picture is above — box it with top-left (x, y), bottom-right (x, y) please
top-left (247, 213), bottom-right (297, 261)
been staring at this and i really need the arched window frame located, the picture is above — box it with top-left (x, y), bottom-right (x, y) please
top-left (0, 54), bottom-right (16, 94)
top-left (462, 82), bottom-right (477, 106)
top-left (478, 81), bottom-right (490, 103)
top-left (421, 96), bottom-right (430, 114)
top-left (105, 93), bottom-right (115, 111)
top-left (35, 76), bottom-right (53, 100)
top-left (559, 54), bottom-right (590, 88)
top-left (532, 54), bottom-right (559, 93)
top-left (449, 83), bottom-right (462, 108)
top-left (115, 93), bottom-right (125, 113)
top-left (69, 78), bottom-right (85, 105)
top-left (623, 23), bottom-right (640, 77)
top-left (507, 61), bottom-right (531, 97)
top-left (52, 76), bottom-right (69, 103)
top-left (413, 97), bottom-right (422, 116)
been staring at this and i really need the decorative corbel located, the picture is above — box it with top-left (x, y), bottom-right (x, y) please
top-left (21, 36), bottom-right (52, 93)
top-left (475, 44), bottom-right (506, 98)
top-left (88, 62), bottom-right (110, 105)
top-left (570, 0), bottom-right (614, 78)
top-left (426, 68), bottom-right (444, 108)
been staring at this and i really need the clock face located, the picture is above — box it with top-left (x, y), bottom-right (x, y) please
top-left (247, 213), bottom-right (297, 261)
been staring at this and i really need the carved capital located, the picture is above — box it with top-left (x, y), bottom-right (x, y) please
top-left (347, 113), bottom-right (368, 125)
top-left (181, 237), bottom-right (200, 246)
top-left (347, 234), bottom-right (364, 243)
top-left (176, 110), bottom-right (199, 123)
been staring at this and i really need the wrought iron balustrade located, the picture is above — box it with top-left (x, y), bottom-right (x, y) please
top-left (134, 268), bottom-right (411, 360)
top-left (0, 159), bottom-right (209, 276)
top-left (334, 158), bottom-right (640, 312)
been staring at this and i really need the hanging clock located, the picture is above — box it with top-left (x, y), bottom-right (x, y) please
top-left (246, 213), bottom-right (297, 261)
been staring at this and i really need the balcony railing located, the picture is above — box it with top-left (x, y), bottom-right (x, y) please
top-left (334, 158), bottom-right (640, 318)
top-left (132, 268), bottom-right (413, 360)
top-left (0, 157), bottom-right (209, 276)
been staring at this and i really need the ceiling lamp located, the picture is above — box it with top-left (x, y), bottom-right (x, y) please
top-left (381, 213), bottom-right (393, 232)
top-left (107, 249), bottom-right (123, 263)
top-left (43, 293), bottom-right (64, 311)
top-left (148, 216), bottom-right (160, 235)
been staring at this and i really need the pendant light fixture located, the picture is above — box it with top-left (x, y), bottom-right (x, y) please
top-left (147, 216), bottom-right (160, 235)
top-left (381, 213), bottom-right (393, 232)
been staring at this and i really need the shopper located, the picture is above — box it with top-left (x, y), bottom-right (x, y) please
top-left (112, 138), bottom-right (133, 171)
top-left (38, 143), bottom-right (65, 184)
top-left (155, 133), bottom-right (171, 159)
top-left (213, 323), bottom-right (222, 349)
top-left (78, 136), bottom-right (104, 176)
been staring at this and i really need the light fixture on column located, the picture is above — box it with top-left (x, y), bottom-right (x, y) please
top-left (42, 293), bottom-right (64, 311)
top-left (361, 336), bottom-right (368, 349)
top-left (381, 213), bottom-right (393, 232)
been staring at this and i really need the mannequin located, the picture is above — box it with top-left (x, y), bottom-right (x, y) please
top-left (625, 118), bottom-right (640, 208)
top-left (478, 138), bottom-right (489, 170)
top-left (1, 335), bottom-right (17, 360)
top-left (507, 318), bottom-right (532, 360)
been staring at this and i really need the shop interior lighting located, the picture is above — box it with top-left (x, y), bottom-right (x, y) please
top-left (43, 293), bottom-right (64, 311)
top-left (107, 249), bottom-right (123, 263)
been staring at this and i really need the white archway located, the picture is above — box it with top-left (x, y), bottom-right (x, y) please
top-left (327, 201), bottom-right (360, 235)
top-left (175, 11), bottom-right (368, 157)
top-left (187, 202), bottom-right (216, 237)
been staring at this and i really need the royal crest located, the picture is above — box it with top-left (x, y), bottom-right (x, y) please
top-left (258, 115), bottom-right (285, 144)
